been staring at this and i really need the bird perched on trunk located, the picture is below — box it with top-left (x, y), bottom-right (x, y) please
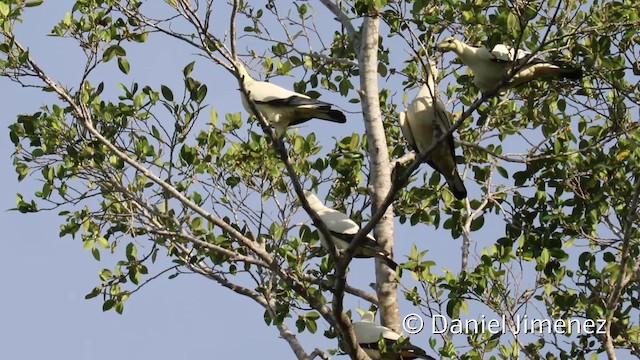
top-left (300, 190), bottom-right (399, 271)
top-left (398, 60), bottom-right (467, 200)
top-left (436, 37), bottom-right (583, 93)
top-left (353, 311), bottom-right (435, 360)
top-left (235, 63), bottom-right (346, 136)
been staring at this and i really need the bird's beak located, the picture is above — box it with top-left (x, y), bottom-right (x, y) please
top-left (435, 40), bottom-right (451, 52)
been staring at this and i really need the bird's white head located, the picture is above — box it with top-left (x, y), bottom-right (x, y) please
top-left (360, 311), bottom-right (376, 323)
top-left (302, 190), bottom-right (321, 206)
top-left (436, 37), bottom-right (462, 53)
top-left (234, 61), bottom-right (253, 84)
top-left (293, 190), bottom-right (322, 210)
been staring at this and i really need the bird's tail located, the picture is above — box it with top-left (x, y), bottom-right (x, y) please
top-left (559, 67), bottom-right (583, 80)
top-left (446, 171), bottom-right (468, 200)
top-left (416, 354), bottom-right (437, 360)
top-left (383, 256), bottom-right (399, 272)
top-left (550, 62), bottom-right (583, 80)
top-left (315, 109), bottom-right (347, 123)
top-left (371, 250), bottom-right (400, 272)
top-left (398, 344), bottom-right (435, 360)
top-left (358, 237), bottom-right (401, 273)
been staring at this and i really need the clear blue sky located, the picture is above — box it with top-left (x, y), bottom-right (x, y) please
top-left (0, 1), bottom-right (566, 359)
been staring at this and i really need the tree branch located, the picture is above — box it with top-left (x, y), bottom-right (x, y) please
top-left (603, 175), bottom-right (640, 359)
top-left (318, 0), bottom-right (360, 50)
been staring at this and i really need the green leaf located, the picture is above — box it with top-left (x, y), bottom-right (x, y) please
top-left (538, 248), bottom-right (550, 268)
top-left (0, 3), bottom-right (9, 17)
top-left (85, 286), bottom-right (101, 299)
top-left (210, 107), bottom-right (218, 126)
top-left (83, 238), bottom-right (95, 250)
top-left (183, 61), bottom-right (195, 76)
top-left (446, 298), bottom-right (461, 318)
top-left (26, 0), bottom-right (44, 7)
top-left (459, 299), bottom-right (469, 314)
top-left (585, 125), bottom-right (602, 137)
top-left (161, 85), bottom-right (174, 101)
top-left (506, 13), bottom-right (518, 34)
top-left (470, 216), bottom-right (485, 231)
top-left (496, 166), bottom-right (509, 178)
top-left (306, 319), bottom-right (318, 334)
top-left (103, 45), bottom-right (126, 62)
top-left (126, 243), bottom-right (137, 261)
top-left (103, 299), bottom-right (116, 311)
top-left (97, 237), bottom-right (109, 249)
top-left (373, 0), bottom-right (388, 9)
top-left (117, 57), bottom-right (130, 74)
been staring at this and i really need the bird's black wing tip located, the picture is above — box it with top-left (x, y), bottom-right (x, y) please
top-left (453, 188), bottom-right (468, 200)
top-left (549, 61), bottom-right (584, 80)
top-left (331, 110), bottom-right (347, 123)
top-left (384, 257), bottom-right (400, 273)
top-left (565, 67), bottom-right (583, 80)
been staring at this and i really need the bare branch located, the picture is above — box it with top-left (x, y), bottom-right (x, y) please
top-left (230, 0), bottom-right (239, 58)
top-left (318, 0), bottom-right (360, 50)
top-left (390, 151), bottom-right (416, 169)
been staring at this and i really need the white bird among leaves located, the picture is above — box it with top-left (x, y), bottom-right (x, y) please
top-left (301, 190), bottom-right (398, 271)
top-left (353, 311), bottom-right (435, 360)
top-left (236, 63), bottom-right (347, 136)
top-left (398, 60), bottom-right (467, 200)
top-left (436, 37), bottom-right (583, 92)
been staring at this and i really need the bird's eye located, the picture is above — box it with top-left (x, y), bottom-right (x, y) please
top-left (448, 39), bottom-right (453, 43)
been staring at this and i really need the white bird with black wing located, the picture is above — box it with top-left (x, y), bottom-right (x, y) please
top-left (236, 63), bottom-right (347, 136)
top-left (398, 60), bottom-right (467, 200)
top-left (353, 311), bottom-right (435, 360)
top-left (301, 190), bottom-right (398, 271)
top-left (436, 37), bottom-right (582, 92)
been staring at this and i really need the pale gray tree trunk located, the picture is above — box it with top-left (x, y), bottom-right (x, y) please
top-left (358, 15), bottom-right (400, 333)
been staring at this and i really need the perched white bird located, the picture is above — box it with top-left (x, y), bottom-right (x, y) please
top-left (398, 61), bottom-right (467, 200)
top-left (353, 311), bottom-right (435, 360)
top-left (301, 190), bottom-right (398, 271)
top-left (436, 37), bottom-right (583, 92)
top-left (236, 63), bottom-right (347, 136)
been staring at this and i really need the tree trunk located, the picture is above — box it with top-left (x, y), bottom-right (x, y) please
top-left (358, 15), bottom-right (400, 332)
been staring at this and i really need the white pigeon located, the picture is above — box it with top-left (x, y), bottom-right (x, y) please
top-left (436, 37), bottom-right (582, 92)
top-left (236, 63), bottom-right (346, 136)
top-left (353, 311), bottom-right (435, 360)
top-left (398, 60), bottom-right (467, 200)
top-left (301, 190), bottom-right (398, 271)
